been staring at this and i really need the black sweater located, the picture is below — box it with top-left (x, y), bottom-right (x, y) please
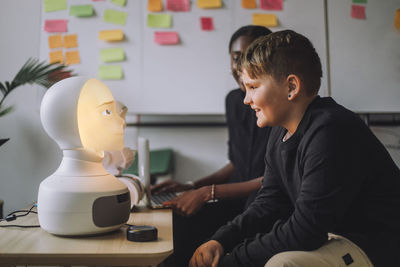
top-left (212, 96), bottom-right (400, 267)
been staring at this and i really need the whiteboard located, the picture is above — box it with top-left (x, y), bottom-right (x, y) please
top-left (328, 0), bottom-right (400, 113)
top-left (40, 0), bottom-right (328, 115)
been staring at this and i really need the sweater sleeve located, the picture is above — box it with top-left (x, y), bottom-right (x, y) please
top-left (214, 124), bottom-right (363, 267)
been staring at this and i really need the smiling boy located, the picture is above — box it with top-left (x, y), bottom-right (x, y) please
top-left (189, 30), bottom-right (400, 267)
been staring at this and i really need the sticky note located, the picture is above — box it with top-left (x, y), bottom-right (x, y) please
top-left (65, 50), bottom-right (80, 65)
top-left (167, 0), bottom-right (190, 11)
top-left (70, 5), bottom-right (94, 17)
top-left (44, 0), bottom-right (67, 12)
top-left (154, 31), bottom-right (179, 45)
top-left (147, 14), bottom-right (172, 28)
top-left (394, 8), bottom-right (400, 30)
top-left (104, 9), bottom-right (128, 25)
top-left (252, 14), bottom-right (278, 27)
top-left (49, 50), bottom-right (63, 64)
top-left (197, 0), bottom-right (222, 9)
top-left (98, 65), bottom-right (123, 80)
top-left (352, 0), bottom-right (367, 3)
top-left (351, 5), bottom-right (366, 19)
top-left (148, 0), bottom-right (163, 12)
top-left (111, 0), bottom-right (126, 7)
top-left (99, 29), bottom-right (124, 41)
top-left (44, 20), bottom-right (68, 33)
top-left (260, 0), bottom-right (282, 11)
top-left (48, 35), bottom-right (63, 49)
top-left (100, 48), bottom-right (125, 62)
top-left (200, 17), bottom-right (214, 31)
top-left (63, 34), bottom-right (78, 48)
top-left (242, 0), bottom-right (256, 9)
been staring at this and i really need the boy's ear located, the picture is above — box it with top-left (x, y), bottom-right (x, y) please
top-left (287, 74), bottom-right (301, 100)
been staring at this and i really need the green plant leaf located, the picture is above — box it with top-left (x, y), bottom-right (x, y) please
top-left (0, 105), bottom-right (14, 117)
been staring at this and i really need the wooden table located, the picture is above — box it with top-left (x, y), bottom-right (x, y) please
top-left (0, 205), bottom-right (173, 267)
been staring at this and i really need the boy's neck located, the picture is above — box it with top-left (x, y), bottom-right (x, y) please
top-left (284, 94), bottom-right (318, 135)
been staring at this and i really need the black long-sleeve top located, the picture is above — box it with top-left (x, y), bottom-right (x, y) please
top-left (212, 96), bottom-right (400, 267)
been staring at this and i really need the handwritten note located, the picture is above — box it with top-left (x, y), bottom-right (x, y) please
top-left (48, 35), bottom-right (63, 49)
top-left (103, 9), bottom-right (128, 25)
top-left (394, 8), bottom-right (400, 30)
top-left (63, 34), bottom-right (78, 48)
top-left (242, 0), bottom-right (256, 9)
top-left (252, 14), bottom-right (278, 27)
top-left (197, 0), bottom-right (222, 9)
top-left (44, 20), bottom-right (68, 33)
top-left (70, 5), bottom-right (94, 17)
top-left (49, 50), bottom-right (63, 64)
top-left (147, 14), bottom-right (172, 28)
top-left (111, 0), bottom-right (126, 7)
top-left (351, 5), bottom-right (366, 19)
top-left (100, 48), bottom-right (125, 62)
top-left (44, 0), bottom-right (67, 12)
top-left (200, 17), bottom-right (214, 31)
top-left (167, 0), bottom-right (190, 11)
top-left (260, 0), bottom-right (282, 11)
top-left (99, 29), bottom-right (124, 41)
top-left (65, 50), bottom-right (80, 65)
top-left (148, 0), bottom-right (163, 12)
top-left (154, 32), bottom-right (179, 45)
top-left (98, 65), bottom-right (123, 80)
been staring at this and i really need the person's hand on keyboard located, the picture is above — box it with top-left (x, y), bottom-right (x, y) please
top-left (151, 179), bottom-right (194, 195)
top-left (162, 186), bottom-right (211, 216)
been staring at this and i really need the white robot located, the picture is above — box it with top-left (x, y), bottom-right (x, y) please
top-left (38, 77), bottom-right (131, 236)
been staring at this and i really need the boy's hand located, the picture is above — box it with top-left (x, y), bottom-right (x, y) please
top-left (163, 187), bottom-right (210, 216)
top-left (151, 179), bottom-right (193, 194)
top-left (189, 240), bottom-right (224, 267)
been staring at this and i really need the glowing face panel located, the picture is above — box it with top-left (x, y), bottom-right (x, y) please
top-left (77, 79), bottom-right (124, 152)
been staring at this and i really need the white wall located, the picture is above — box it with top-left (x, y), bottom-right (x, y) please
top-left (0, 0), bottom-right (399, 218)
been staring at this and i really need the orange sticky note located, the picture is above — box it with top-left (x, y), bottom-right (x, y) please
top-left (351, 5), bottom-right (366, 19)
top-left (49, 50), bottom-right (63, 64)
top-left (252, 13), bottom-right (278, 27)
top-left (48, 35), bottom-right (63, 49)
top-left (65, 50), bottom-right (80, 65)
top-left (394, 8), bottom-right (400, 30)
top-left (99, 29), bottom-right (124, 41)
top-left (197, 0), bottom-right (222, 9)
top-left (148, 0), bottom-right (163, 12)
top-left (63, 34), bottom-right (78, 48)
top-left (242, 0), bottom-right (256, 9)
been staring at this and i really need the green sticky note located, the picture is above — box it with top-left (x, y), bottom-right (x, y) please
top-left (147, 14), bottom-right (172, 28)
top-left (98, 65), bottom-right (123, 80)
top-left (352, 0), bottom-right (367, 3)
top-left (103, 9), bottom-right (128, 25)
top-left (111, 0), bottom-right (127, 7)
top-left (44, 0), bottom-right (67, 12)
top-left (70, 5), bottom-right (94, 17)
top-left (100, 48), bottom-right (125, 62)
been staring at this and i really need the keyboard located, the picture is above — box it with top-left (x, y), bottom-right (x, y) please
top-left (150, 192), bottom-right (177, 207)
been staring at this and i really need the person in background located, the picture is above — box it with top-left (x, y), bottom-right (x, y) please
top-left (151, 25), bottom-right (272, 267)
top-left (190, 29), bottom-right (400, 267)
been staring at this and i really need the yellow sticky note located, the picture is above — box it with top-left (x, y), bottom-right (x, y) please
top-left (65, 50), bottom-right (80, 65)
top-left (148, 0), bottom-right (163, 12)
top-left (394, 8), bottom-right (400, 31)
top-left (48, 35), bottom-right (63, 49)
top-left (99, 29), bottom-right (124, 41)
top-left (252, 13), bottom-right (278, 27)
top-left (63, 34), bottom-right (78, 48)
top-left (242, 0), bottom-right (256, 9)
top-left (49, 50), bottom-right (63, 64)
top-left (197, 0), bottom-right (222, 9)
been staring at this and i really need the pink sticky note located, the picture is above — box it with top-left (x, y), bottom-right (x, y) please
top-left (44, 20), bottom-right (68, 33)
top-left (260, 0), bottom-right (282, 10)
top-left (154, 31), bottom-right (179, 45)
top-left (166, 0), bottom-right (190, 11)
top-left (200, 17), bottom-right (214, 31)
top-left (351, 5), bottom-right (366, 19)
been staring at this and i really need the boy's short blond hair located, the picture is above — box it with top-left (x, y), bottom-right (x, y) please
top-left (239, 30), bottom-right (322, 96)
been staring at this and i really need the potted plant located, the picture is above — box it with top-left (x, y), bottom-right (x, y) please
top-left (0, 58), bottom-right (72, 146)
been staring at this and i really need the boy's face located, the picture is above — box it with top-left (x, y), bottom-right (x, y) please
top-left (242, 69), bottom-right (289, 128)
top-left (230, 36), bottom-right (254, 92)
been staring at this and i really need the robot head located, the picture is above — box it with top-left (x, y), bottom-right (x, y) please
top-left (40, 77), bottom-right (124, 153)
